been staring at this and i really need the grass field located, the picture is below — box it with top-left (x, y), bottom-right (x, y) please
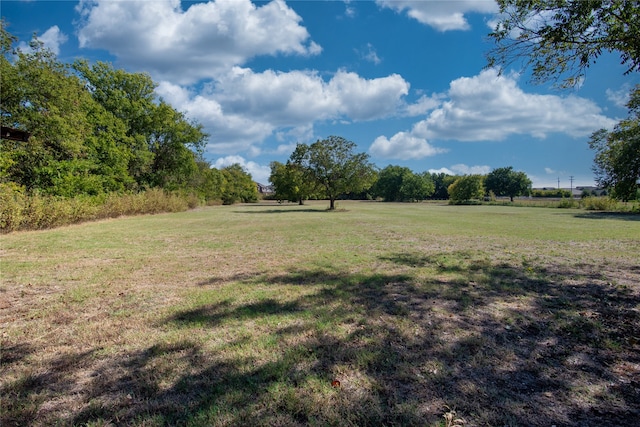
top-left (1, 201), bottom-right (639, 426)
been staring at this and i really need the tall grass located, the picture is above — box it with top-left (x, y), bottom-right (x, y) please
top-left (0, 184), bottom-right (200, 233)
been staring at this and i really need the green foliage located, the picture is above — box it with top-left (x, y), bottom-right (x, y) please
top-left (220, 164), bottom-right (258, 205)
top-left (488, 0), bottom-right (640, 87)
top-left (580, 196), bottom-right (618, 211)
top-left (0, 24), bottom-right (220, 218)
top-left (531, 189), bottom-right (572, 198)
top-left (556, 198), bottom-right (578, 209)
top-left (269, 161), bottom-right (321, 204)
top-left (373, 165), bottom-right (434, 202)
top-left (485, 166), bottom-right (532, 202)
top-left (73, 60), bottom-right (207, 191)
top-left (0, 185), bottom-right (195, 232)
top-left (289, 136), bottom-right (377, 210)
top-left (429, 173), bottom-right (457, 200)
top-left (589, 85), bottom-right (640, 202)
top-left (447, 175), bottom-right (484, 204)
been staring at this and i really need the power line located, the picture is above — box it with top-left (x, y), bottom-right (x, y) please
top-left (569, 176), bottom-right (574, 197)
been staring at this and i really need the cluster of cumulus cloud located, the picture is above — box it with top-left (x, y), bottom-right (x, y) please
top-left (32, 0), bottom-right (617, 181)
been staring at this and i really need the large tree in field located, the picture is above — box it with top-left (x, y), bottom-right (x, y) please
top-left (448, 175), bottom-right (485, 204)
top-left (488, 0), bottom-right (640, 88)
top-left (269, 161), bottom-right (320, 205)
top-left (485, 166), bottom-right (532, 202)
top-left (290, 136), bottom-right (376, 210)
top-left (589, 86), bottom-right (640, 201)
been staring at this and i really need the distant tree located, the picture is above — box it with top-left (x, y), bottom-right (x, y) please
top-left (448, 175), bottom-right (484, 204)
top-left (373, 165), bottom-right (434, 202)
top-left (220, 164), bottom-right (257, 205)
top-left (488, 0), bottom-right (640, 88)
top-left (485, 166), bottom-right (532, 202)
top-left (269, 161), bottom-right (320, 205)
top-left (429, 173), bottom-right (457, 200)
top-left (191, 160), bottom-right (225, 203)
top-left (289, 136), bottom-right (376, 210)
top-left (589, 85), bottom-right (640, 201)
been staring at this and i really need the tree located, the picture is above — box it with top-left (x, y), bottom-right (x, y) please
top-left (589, 85), bottom-right (640, 201)
top-left (269, 161), bottom-right (320, 205)
top-left (220, 164), bottom-right (258, 205)
top-left (289, 136), bottom-right (376, 210)
top-left (373, 165), bottom-right (434, 202)
top-left (1, 26), bottom-right (134, 195)
top-left (488, 0), bottom-right (640, 87)
top-left (73, 60), bottom-right (157, 185)
top-left (429, 172), bottom-right (457, 200)
top-left (448, 175), bottom-right (485, 204)
top-left (485, 166), bottom-right (532, 202)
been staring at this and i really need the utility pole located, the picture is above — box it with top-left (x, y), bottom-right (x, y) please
top-left (569, 176), bottom-right (574, 197)
top-left (557, 177), bottom-right (560, 189)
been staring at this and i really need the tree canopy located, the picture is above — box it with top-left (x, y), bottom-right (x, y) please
top-left (373, 165), bottom-right (434, 202)
top-left (448, 175), bottom-right (485, 204)
top-left (0, 23), bottom-right (257, 205)
top-left (488, 0), bottom-right (640, 87)
top-left (589, 85), bottom-right (640, 201)
top-left (485, 166), bottom-right (532, 202)
top-left (289, 136), bottom-right (377, 210)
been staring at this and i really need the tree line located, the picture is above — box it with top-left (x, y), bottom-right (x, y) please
top-left (1, 23), bottom-right (257, 206)
top-left (269, 136), bottom-right (535, 208)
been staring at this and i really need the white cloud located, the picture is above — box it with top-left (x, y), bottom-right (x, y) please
top-left (213, 155), bottom-right (271, 183)
top-left (18, 25), bottom-right (68, 55)
top-left (403, 93), bottom-right (443, 116)
top-left (416, 68), bottom-right (616, 141)
top-left (76, 0), bottom-right (320, 84)
top-left (606, 84), bottom-right (632, 109)
top-left (377, 0), bottom-right (498, 31)
top-left (370, 132), bottom-right (446, 160)
top-left (158, 68), bottom-right (410, 154)
top-left (370, 68), bottom-right (615, 161)
top-left (357, 43), bottom-right (381, 65)
top-left (427, 164), bottom-right (490, 176)
top-left (449, 164), bottom-right (491, 175)
top-left (544, 167), bottom-right (556, 175)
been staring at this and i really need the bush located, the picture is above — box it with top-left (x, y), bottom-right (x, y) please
top-left (0, 183), bottom-right (26, 232)
top-left (580, 196), bottom-right (618, 211)
top-left (531, 189), bottom-right (572, 198)
top-left (0, 188), bottom-right (201, 233)
top-left (557, 198), bottom-right (578, 209)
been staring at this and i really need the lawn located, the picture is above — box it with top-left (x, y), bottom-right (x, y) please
top-left (1, 201), bottom-right (639, 426)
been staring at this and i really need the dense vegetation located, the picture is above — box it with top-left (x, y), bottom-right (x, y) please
top-left (1, 23), bottom-right (257, 231)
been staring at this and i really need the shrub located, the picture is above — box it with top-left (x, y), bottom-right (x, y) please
top-left (580, 196), bottom-right (618, 211)
top-left (557, 198), bottom-right (578, 209)
top-left (531, 189), bottom-right (572, 198)
top-left (0, 189), bottom-right (200, 233)
top-left (0, 183), bottom-right (26, 232)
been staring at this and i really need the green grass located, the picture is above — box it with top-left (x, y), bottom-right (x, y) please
top-left (1, 201), bottom-right (639, 426)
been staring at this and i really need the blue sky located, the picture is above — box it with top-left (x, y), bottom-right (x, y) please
top-left (3, 0), bottom-right (637, 187)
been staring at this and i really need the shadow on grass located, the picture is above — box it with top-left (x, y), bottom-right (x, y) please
top-left (3, 253), bottom-right (639, 426)
top-left (234, 208), bottom-right (328, 214)
top-left (573, 211), bottom-right (640, 221)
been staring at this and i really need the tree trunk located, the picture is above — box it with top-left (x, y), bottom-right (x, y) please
top-left (329, 198), bottom-right (335, 210)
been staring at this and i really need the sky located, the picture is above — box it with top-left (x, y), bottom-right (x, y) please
top-left (3, 0), bottom-right (638, 187)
